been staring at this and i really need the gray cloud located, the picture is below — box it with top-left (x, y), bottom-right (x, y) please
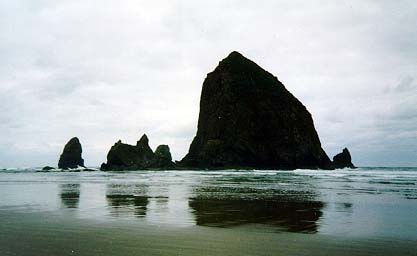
top-left (0, 0), bottom-right (416, 167)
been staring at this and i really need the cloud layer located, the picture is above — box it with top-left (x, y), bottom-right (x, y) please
top-left (1, 0), bottom-right (416, 167)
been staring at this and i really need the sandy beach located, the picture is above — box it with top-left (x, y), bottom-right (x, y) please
top-left (0, 168), bottom-right (416, 255)
top-left (1, 210), bottom-right (416, 256)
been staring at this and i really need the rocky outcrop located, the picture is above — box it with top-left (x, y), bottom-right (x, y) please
top-left (58, 137), bottom-right (85, 169)
top-left (333, 148), bottom-right (355, 169)
top-left (101, 134), bottom-right (175, 170)
top-left (153, 145), bottom-right (175, 168)
top-left (180, 51), bottom-right (332, 170)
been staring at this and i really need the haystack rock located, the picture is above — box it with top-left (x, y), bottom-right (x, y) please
top-left (332, 148), bottom-right (356, 169)
top-left (180, 51), bottom-right (333, 169)
top-left (58, 137), bottom-right (85, 169)
top-left (101, 134), bottom-right (175, 170)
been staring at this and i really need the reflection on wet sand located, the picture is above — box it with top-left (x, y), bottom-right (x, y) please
top-left (106, 184), bottom-right (149, 218)
top-left (59, 184), bottom-right (80, 208)
top-left (189, 187), bottom-right (324, 233)
top-left (57, 178), bottom-right (324, 232)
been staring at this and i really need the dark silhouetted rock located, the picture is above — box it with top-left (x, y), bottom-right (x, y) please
top-left (82, 168), bottom-right (97, 172)
top-left (42, 166), bottom-right (55, 171)
top-left (58, 137), bottom-right (85, 169)
top-left (101, 134), bottom-right (175, 170)
top-left (333, 148), bottom-right (355, 169)
top-left (136, 134), bottom-right (155, 163)
top-left (180, 51), bottom-right (332, 170)
top-left (153, 145), bottom-right (175, 168)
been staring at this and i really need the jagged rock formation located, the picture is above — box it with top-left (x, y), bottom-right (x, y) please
top-left (101, 134), bottom-right (175, 170)
top-left (180, 51), bottom-right (333, 170)
top-left (333, 148), bottom-right (355, 169)
top-left (58, 137), bottom-right (85, 169)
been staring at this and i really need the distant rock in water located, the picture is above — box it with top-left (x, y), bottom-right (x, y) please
top-left (333, 148), bottom-right (355, 169)
top-left (154, 145), bottom-right (175, 168)
top-left (58, 137), bottom-right (85, 169)
top-left (180, 51), bottom-right (332, 170)
top-left (101, 134), bottom-right (175, 170)
top-left (42, 166), bottom-right (55, 171)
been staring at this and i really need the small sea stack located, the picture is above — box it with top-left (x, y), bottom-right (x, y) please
top-left (153, 145), bottom-right (175, 168)
top-left (180, 51), bottom-right (333, 170)
top-left (101, 134), bottom-right (175, 170)
top-left (333, 148), bottom-right (356, 169)
top-left (58, 137), bottom-right (85, 169)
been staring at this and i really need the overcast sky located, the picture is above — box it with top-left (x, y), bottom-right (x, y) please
top-left (0, 0), bottom-right (416, 168)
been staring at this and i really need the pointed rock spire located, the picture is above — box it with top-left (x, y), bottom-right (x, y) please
top-left (137, 134), bottom-right (149, 147)
top-left (58, 137), bottom-right (85, 169)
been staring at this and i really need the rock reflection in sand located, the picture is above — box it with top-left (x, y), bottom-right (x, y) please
top-left (59, 184), bottom-right (80, 209)
top-left (106, 184), bottom-right (149, 218)
top-left (189, 192), bottom-right (323, 233)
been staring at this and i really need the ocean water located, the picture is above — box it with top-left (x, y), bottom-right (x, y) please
top-left (0, 167), bottom-right (416, 255)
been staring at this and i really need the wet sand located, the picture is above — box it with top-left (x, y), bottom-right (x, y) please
top-left (0, 168), bottom-right (416, 255)
top-left (1, 210), bottom-right (416, 256)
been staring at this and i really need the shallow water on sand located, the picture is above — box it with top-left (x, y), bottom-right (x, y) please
top-left (0, 167), bottom-right (416, 255)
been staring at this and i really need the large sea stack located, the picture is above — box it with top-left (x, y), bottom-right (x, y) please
top-left (101, 134), bottom-right (175, 170)
top-left (58, 137), bottom-right (85, 169)
top-left (181, 51), bottom-right (332, 170)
